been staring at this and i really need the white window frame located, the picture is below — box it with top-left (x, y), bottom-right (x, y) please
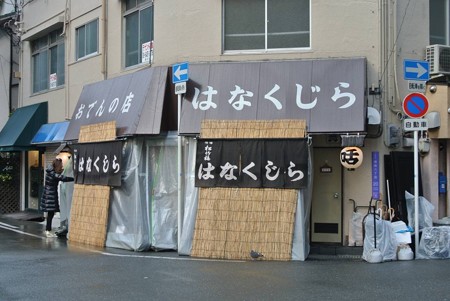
top-left (123, 0), bottom-right (154, 68)
top-left (31, 29), bottom-right (65, 94)
top-left (75, 19), bottom-right (99, 60)
top-left (222, 0), bottom-right (311, 54)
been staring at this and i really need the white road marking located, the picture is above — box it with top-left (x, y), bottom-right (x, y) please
top-left (1, 223), bottom-right (246, 262)
top-left (0, 222), bottom-right (19, 229)
top-left (0, 224), bottom-right (44, 239)
top-left (97, 250), bottom-right (244, 262)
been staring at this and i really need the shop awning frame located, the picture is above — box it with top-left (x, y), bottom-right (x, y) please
top-left (64, 66), bottom-right (169, 141)
top-left (0, 102), bottom-right (48, 152)
top-left (31, 121), bottom-right (70, 145)
top-left (179, 58), bottom-right (367, 135)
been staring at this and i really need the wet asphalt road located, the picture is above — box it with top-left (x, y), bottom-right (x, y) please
top-left (1, 218), bottom-right (450, 301)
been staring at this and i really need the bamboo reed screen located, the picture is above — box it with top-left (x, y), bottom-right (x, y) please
top-left (77, 121), bottom-right (116, 143)
top-left (68, 121), bottom-right (116, 247)
top-left (190, 120), bottom-right (307, 261)
top-left (69, 184), bottom-right (110, 247)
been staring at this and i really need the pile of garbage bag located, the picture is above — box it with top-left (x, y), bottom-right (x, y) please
top-left (417, 226), bottom-right (450, 259)
top-left (362, 192), bottom-right (450, 262)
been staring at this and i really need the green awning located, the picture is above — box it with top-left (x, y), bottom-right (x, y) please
top-left (0, 102), bottom-right (48, 152)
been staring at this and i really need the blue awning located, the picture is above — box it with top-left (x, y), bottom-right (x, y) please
top-left (0, 102), bottom-right (48, 152)
top-left (31, 121), bottom-right (69, 145)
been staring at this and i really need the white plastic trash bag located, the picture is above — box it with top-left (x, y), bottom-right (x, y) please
top-left (417, 226), bottom-right (450, 259)
top-left (391, 220), bottom-right (412, 244)
top-left (362, 214), bottom-right (397, 262)
top-left (405, 191), bottom-right (435, 230)
top-left (349, 211), bottom-right (364, 246)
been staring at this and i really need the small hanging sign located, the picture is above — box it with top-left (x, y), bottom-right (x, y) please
top-left (320, 162), bottom-right (332, 173)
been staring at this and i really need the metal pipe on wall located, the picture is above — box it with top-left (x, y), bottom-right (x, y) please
top-left (9, 31), bottom-right (13, 114)
top-left (63, 0), bottom-right (71, 120)
top-left (102, 0), bottom-right (108, 79)
top-left (447, 144), bottom-right (450, 217)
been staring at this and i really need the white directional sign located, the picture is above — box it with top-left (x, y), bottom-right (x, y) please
top-left (172, 62), bottom-right (189, 83)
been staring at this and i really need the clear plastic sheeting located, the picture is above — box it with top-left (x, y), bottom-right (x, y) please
top-left (60, 157), bottom-right (74, 227)
top-left (405, 191), bottom-right (435, 230)
top-left (147, 137), bottom-right (178, 249)
top-left (349, 211), bottom-right (364, 246)
top-left (106, 134), bottom-right (178, 251)
top-left (362, 215), bottom-right (398, 262)
top-left (417, 226), bottom-right (450, 259)
top-left (291, 145), bottom-right (312, 261)
top-left (178, 138), bottom-right (199, 255)
top-left (178, 138), bottom-right (314, 261)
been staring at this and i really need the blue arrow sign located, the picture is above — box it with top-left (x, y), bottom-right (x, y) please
top-left (172, 62), bottom-right (189, 84)
top-left (403, 59), bottom-right (429, 81)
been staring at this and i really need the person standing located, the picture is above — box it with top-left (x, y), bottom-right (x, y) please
top-left (40, 158), bottom-right (74, 238)
top-left (55, 155), bottom-right (74, 237)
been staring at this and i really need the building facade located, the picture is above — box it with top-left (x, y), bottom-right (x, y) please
top-left (1, 0), bottom-right (449, 250)
top-left (0, 0), bottom-right (21, 214)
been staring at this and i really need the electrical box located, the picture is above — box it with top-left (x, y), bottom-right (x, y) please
top-left (419, 137), bottom-right (431, 153)
top-left (385, 124), bottom-right (401, 147)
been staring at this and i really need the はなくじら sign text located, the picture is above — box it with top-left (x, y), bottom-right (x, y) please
top-left (195, 139), bottom-right (308, 189)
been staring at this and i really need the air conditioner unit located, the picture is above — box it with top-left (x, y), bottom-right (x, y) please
top-left (426, 44), bottom-right (450, 75)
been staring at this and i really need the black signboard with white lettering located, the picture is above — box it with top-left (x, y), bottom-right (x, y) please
top-left (65, 67), bottom-right (168, 141)
top-left (180, 58), bottom-right (366, 135)
top-left (195, 139), bottom-right (308, 189)
top-left (73, 141), bottom-right (123, 187)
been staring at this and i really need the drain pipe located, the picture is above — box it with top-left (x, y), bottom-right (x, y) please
top-left (9, 32), bottom-right (13, 113)
top-left (101, 0), bottom-right (108, 79)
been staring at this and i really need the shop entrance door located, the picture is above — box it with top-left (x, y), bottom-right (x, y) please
top-left (311, 148), bottom-right (342, 243)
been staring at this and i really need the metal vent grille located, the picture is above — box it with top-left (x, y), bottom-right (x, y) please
top-left (426, 44), bottom-right (450, 75)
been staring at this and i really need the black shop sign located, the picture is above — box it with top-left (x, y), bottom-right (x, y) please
top-left (73, 141), bottom-right (123, 187)
top-left (195, 139), bottom-right (308, 189)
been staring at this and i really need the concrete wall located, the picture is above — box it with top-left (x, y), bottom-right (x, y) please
top-left (18, 0), bottom-right (387, 121)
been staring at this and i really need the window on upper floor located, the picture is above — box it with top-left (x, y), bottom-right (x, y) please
top-left (31, 28), bottom-right (65, 94)
top-left (430, 0), bottom-right (450, 44)
top-left (124, 0), bottom-right (154, 68)
top-left (223, 0), bottom-right (310, 52)
top-left (76, 19), bottom-right (99, 60)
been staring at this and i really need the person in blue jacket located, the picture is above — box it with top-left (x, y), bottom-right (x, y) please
top-left (40, 158), bottom-right (74, 238)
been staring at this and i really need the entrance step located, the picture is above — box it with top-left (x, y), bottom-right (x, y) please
top-left (310, 244), bottom-right (363, 256)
